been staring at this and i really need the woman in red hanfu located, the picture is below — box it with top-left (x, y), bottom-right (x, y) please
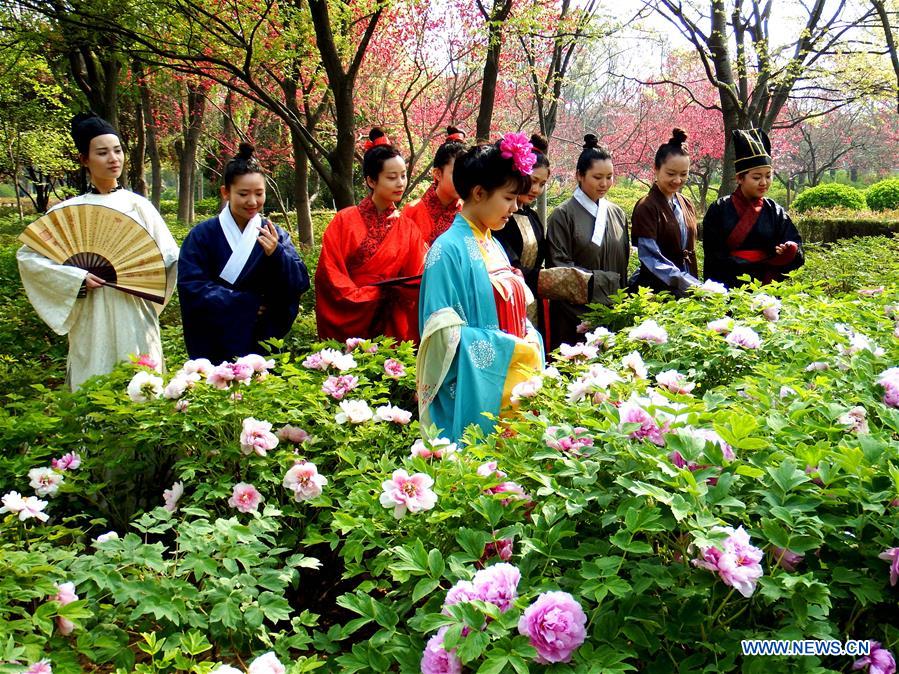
top-left (402, 126), bottom-right (466, 244)
top-left (315, 128), bottom-right (428, 343)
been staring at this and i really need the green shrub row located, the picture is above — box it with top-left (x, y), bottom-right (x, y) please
top-left (792, 178), bottom-right (899, 214)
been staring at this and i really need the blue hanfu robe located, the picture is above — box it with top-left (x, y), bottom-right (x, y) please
top-left (178, 215), bottom-right (309, 363)
top-left (417, 214), bottom-right (544, 442)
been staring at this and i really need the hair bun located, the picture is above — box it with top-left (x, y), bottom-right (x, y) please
top-left (369, 127), bottom-right (386, 142)
top-left (530, 133), bottom-right (549, 155)
top-left (446, 125), bottom-right (464, 138)
top-left (583, 133), bottom-right (599, 150)
top-left (670, 128), bottom-right (688, 146)
top-left (237, 142), bottom-right (255, 161)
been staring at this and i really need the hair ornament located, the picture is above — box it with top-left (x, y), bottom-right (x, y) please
top-left (446, 131), bottom-right (465, 142)
top-left (363, 135), bottom-right (391, 152)
top-left (499, 131), bottom-right (536, 176)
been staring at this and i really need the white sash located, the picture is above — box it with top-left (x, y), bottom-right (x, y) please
top-left (219, 204), bottom-right (261, 284)
top-left (573, 187), bottom-right (609, 248)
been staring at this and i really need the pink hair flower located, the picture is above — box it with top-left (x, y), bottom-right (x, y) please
top-left (499, 132), bottom-right (536, 175)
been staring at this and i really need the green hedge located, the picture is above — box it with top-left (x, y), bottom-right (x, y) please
top-left (791, 183), bottom-right (867, 213)
top-left (794, 207), bottom-right (899, 242)
top-left (865, 178), bottom-right (899, 212)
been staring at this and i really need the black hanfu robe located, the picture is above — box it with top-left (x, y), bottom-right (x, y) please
top-left (178, 216), bottom-right (310, 363)
top-left (703, 196), bottom-right (804, 287)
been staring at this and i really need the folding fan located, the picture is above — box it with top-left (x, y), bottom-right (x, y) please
top-left (18, 204), bottom-right (167, 304)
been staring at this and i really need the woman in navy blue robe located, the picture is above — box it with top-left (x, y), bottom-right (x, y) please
top-left (178, 144), bottom-right (309, 363)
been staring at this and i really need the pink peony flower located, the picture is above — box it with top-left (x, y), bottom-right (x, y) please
top-left (420, 627), bottom-right (462, 674)
top-left (247, 651), bottom-right (286, 674)
top-left (379, 469), bottom-right (437, 518)
top-left (694, 279), bottom-right (729, 295)
top-left (655, 369), bottom-right (695, 395)
top-left (127, 370), bottom-right (164, 402)
top-left (693, 525), bottom-right (764, 597)
top-left (629, 319), bottom-right (668, 344)
top-left (770, 546), bottom-right (804, 572)
top-left (240, 417), bottom-right (279, 456)
top-left (576, 321), bottom-right (590, 334)
top-left (211, 666), bottom-right (243, 674)
top-left (585, 327), bottom-right (615, 349)
top-left (853, 642), bottom-right (896, 674)
top-left (879, 369), bottom-right (899, 408)
top-left (376, 404), bottom-right (413, 425)
top-left (619, 402), bottom-right (665, 446)
top-left (557, 342), bottom-right (599, 361)
top-left (29, 467), bottom-right (63, 497)
top-left (499, 131), bottom-right (537, 175)
top-left (511, 376), bottom-right (543, 403)
top-left (879, 547), bottom-right (899, 587)
top-left (751, 294), bottom-right (781, 322)
top-left (486, 481), bottom-right (531, 506)
top-left (301, 353), bottom-right (326, 370)
top-left (335, 399), bottom-right (373, 424)
top-left (283, 461), bottom-right (328, 501)
top-left (411, 438), bottom-right (458, 460)
top-left (51, 452), bottom-right (81, 472)
top-left (707, 317), bottom-right (735, 335)
top-left (477, 461), bottom-right (507, 479)
top-left (692, 428), bottom-right (735, 461)
top-left (383, 358), bottom-right (406, 378)
top-left (838, 406), bottom-right (869, 434)
top-left (135, 353), bottom-right (159, 369)
top-left (622, 351), bottom-right (648, 379)
top-left (518, 591), bottom-right (588, 664)
top-left (483, 538), bottom-right (514, 562)
top-left (858, 286), bottom-right (886, 297)
top-left (317, 348), bottom-right (357, 371)
top-left (163, 482), bottom-right (184, 512)
top-left (53, 581), bottom-right (78, 635)
top-left (345, 337), bottom-right (364, 350)
top-left (175, 399), bottom-right (189, 413)
top-left (443, 579), bottom-right (479, 611)
top-left (725, 326), bottom-right (761, 349)
top-left (0, 491), bottom-right (49, 522)
top-left (25, 660), bottom-right (52, 674)
top-left (93, 531), bottom-right (119, 545)
top-left (472, 562), bottom-right (520, 612)
top-left (277, 425), bottom-right (310, 443)
top-left (206, 362), bottom-right (250, 389)
top-left (236, 354), bottom-right (275, 374)
top-left (544, 425), bottom-right (594, 453)
top-left (163, 374), bottom-right (192, 400)
top-left (806, 361), bottom-right (829, 372)
top-left (228, 482), bottom-right (263, 513)
top-left (321, 374), bottom-right (359, 400)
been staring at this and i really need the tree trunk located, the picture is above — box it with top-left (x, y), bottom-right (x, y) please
top-left (176, 84), bottom-right (206, 224)
top-left (475, 0), bottom-right (513, 141)
top-left (137, 65), bottom-right (162, 209)
top-left (291, 125), bottom-right (314, 245)
top-left (128, 91), bottom-right (148, 196)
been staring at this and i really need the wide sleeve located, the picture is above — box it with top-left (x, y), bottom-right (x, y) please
top-left (16, 245), bottom-right (87, 335)
top-left (701, 201), bottom-right (755, 281)
top-left (769, 204), bottom-right (805, 271)
top-left (262, 227), bottom-right (310, 299)
top-left (546, 204), bottom-right (622, 301)
top-left (177, 228), bottom-right (261, 323)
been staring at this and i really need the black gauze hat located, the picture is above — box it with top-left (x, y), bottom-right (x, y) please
top-left (732, 128), bottom-right (772, 175)
top-left (71, 112), bottom-right (118, 154)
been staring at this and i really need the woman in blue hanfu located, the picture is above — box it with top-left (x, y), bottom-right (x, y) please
top-left (417, 134), bottom-right (545, 442)
top-left (178, 143), bottom-right (309, 363)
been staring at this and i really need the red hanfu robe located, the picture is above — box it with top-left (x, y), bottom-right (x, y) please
top-left (315, 196), bottom-right (427, 343)
top-left (402, 184), bottom-right (462, 245)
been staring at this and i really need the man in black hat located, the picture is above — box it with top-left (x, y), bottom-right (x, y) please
top-left (702, 128), bottom-right (804, 287)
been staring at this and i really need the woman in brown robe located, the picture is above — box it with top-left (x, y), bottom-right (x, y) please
top-left (630, 128), bottom-right (700, 297)
top-left (545, 135), bottom-right (629, 349)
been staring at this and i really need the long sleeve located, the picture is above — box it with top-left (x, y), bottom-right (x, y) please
top-left (701, 201), bottom-right (757, 282)
top-left (178, 231), bottom-right (261, 320)
top-left (16, 245), bottom-right (87, 335)
top-left (637, 238), bottom-right (699, 291)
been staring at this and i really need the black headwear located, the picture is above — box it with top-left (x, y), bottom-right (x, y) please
top-left (70, 112), bottom-right (118, 155)
top-left (732, 128), bottom-right (772, 175)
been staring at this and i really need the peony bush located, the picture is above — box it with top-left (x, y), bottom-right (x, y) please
top-left (1, 246), bottom-right (899, 672)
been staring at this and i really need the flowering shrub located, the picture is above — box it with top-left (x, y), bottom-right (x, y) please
top-left (2, 244), bottom-right (899, 672)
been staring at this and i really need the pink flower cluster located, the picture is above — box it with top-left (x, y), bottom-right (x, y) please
top-left (247, 651), bottom-right (286, 674)
top-left (28, 467), bottom-right (63, 497)
top-left (483, 537), bottom-right (514, 562)
top-left (53, 581), bottom-right (79, 635)
top-left (380, 469), bottom-right (437, 518)
top-left (853, 642), bottom-right (896, 674)
top-left (321, 374), bottom-right (359, 400)
top-left (879, 547), bottom-right (899, 586)
top-left (283, 461), bottom-right (328, 501)
top-left (376, 404), bottom-right (413, 425)
top-left (277, 425), bottom-right (310, 443)
top-left (694, 279), bottom-right (728, 295)
top-left (163, 482), bottom-right (184, 512)
top-left (411, 437), bottom-right (458, 460)
top-left (838, 406), bottom-right (870, 434)
top-left (383, 358), bottom-right (406, 378)
top-left (25, 661), bottom-right (52, 674)
top-left (228, 482), bottom-right (263, 513)
top-left (240, 418), bottom-right (279, 456)
top-left (443, 563), bottom-right (521, 615)
top-left (585, 326), bottom-right (615, 349)
top-left (206, 361), bottom-right (253, 389)
top-left (629, 319), bottom-right (668, 344)
top-left (517, 591), bottom-right (587, 663)
top-left (51, 452), bottom-right (80, 471)
top-left (420, 627), bottom-right (462, 674)
top-left (619, 402), bottom-right (666, 446)
top-left (557, 342), bottom-right (599, 361)
top-left (302, 348), bottom-right (356, 372)
top-left (133, 353), bottom-right (159, 370)
top-left (725, 325), bottom-right (762, 350)
top-left (335, 399), bottom-right (373, 424)
top-left (751, 293), bottom-right (782, 321)
top-left (655, 370), bottom-right (695, 395)
top-left (770, 546), bottom-right (804, 572)
top-left (510, 376), bottom-right (543, 403)
top-left (566, 364), bottom-right (622, 403)
top-left (0, 491), bottom-right (48, 522)
top-left (622, 351), bottom-right (647, 379)
top-left (707, 317), bottom-right (735, 335)
top-left (544, 425), bottom-right (594, 454)
top-left (693, 525), bottom-right (764, 597)
top-left (127, 370), bottom-right (164, 402)
top-left (499, 131), bottom-right (536, 175)
top-left (878, 368), bottom-right (899, 408)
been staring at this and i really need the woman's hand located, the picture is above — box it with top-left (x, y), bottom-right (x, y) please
top-left (84, 272), bottom-right (106, 290)
top-left (774, 241), bottom-right (798, 256)
top-left (257, 220), bottom-right (279, 256)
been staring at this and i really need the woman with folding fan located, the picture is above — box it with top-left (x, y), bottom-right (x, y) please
top-left (16, 113), bottom-right (179, 391)
top-left (177, 143), bottom-right (310, 363)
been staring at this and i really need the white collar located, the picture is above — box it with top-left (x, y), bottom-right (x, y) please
top-left (219, 204), bottom-right (262, 284)
top-left (573, 187), bottom-right (609, 247)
